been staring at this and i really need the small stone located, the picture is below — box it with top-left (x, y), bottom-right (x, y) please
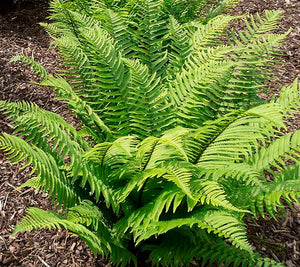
top-left (286, 260), bottom-right (295, 267)
top-left (9, 245), bottom-right (16, 253)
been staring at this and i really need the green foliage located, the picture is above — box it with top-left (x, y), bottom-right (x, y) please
top-left (1, 0), bottom-right (299, 266)
top-left (163, 0), bottom-right (240, 23)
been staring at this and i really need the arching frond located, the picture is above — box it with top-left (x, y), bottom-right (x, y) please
top-left (0, 101), bottom-right (78, 137)
top-left (10, 54), bottom-right (47, 79)
top-left (84, 136), bottom-right (137, 168)
top-left (0, 134), bottom-right (78, 208)
top-left (192, 180), bottom-right (248, 212)
top-left (207, 0), bottom-right (240, 20)
top-left (39, 76), bottom-right (112, 141)
top-left (169, 56), bottom-right (235, 126)
top-left (166, 16), bottom-right (192, 78)
top-left (79, 24), bottom-right (131, 134)
top-left (135, 209), bottom-right (251, 252)
top-left (133, 0), bottom-right (169, 77)
top-left (193, 236), bottom-right (285, 267)
top-left (100, 8), bottom-right (137, 56)
top-left (116, 184), bottom-right (185, 235)
top-left (217, 10), bottom-right (286, 111)
top-left (162, 0), bottom-right (207, 23)
top-left (233, 164), bottom-right (300, 218)
top-left (248, 130), bottom-right (300, 172)
top-left (14, 110), bottom-right (84, 162)
top-left (276, 78), bottom-right (300, 113)
top-left (136, 130), bottom-right (189, 171)
top-left (124, 58), bottom-right (172, 137)
top-left (143, 229), bottom-right (201, 267)
top-left (194, 104), bottom-right (284, 168)
top-left (13, 207), bottom-right (109, 256)
top-left (67, 200), bottom-right (105, 229)
top-left (191, 15), bottom-right (236, 48)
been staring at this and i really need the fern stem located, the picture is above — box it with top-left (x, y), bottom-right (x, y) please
top-left (192, 114), bottom-right (241, 164)
top-left (137, 139), bottom-right (159, 206)
top-left (64, 8), bottom-right (81, 44)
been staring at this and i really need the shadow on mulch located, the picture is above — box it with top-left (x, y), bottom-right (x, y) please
top-left (0, 0), bottom-right (49, 45)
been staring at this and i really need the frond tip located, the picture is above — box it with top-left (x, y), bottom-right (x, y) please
top-left (10, 54), bottom-right (47, 79)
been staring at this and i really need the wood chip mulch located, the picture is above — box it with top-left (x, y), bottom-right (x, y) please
top-left (0, 0), bottom-right (299, 266)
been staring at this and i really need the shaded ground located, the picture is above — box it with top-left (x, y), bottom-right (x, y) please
top-left (0, 0), bottom-right (299, 266)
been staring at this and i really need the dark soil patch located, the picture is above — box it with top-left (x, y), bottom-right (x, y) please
top-left (0, 0), bottom-right (299, 266)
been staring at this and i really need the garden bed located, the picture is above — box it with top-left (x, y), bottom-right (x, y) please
top-left (0, 0), bottom-right (299, 266)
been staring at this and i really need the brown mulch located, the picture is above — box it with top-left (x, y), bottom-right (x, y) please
top-left (0, 0), bottom-right (299, 266)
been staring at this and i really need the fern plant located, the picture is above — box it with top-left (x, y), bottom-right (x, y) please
top-left (1, 0), bottom-right (299, 266)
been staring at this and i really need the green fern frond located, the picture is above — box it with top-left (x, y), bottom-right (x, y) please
top-left (117, 184), bottom-right (185, 234)
top-left (242, 164), bottom-right (300, 217)
top-left (192, 180), bottom-right (248, 212)
top-left (184, 104), bottom-right (284, 170)
top-left (54, 35), bottom-right (89, 69)
top-left (170, 57), bottom-right (235, 126)
top-left (193, 236), bottom-right (285, 267)
top-left (142, 230), bottom-right (199, 266)
top-left (120, 161), bottom-right (195, 200)
top-left (191, 15), bottom-right (237, 48)
top-left (0, 134), bottom-right (78, 208)
top-left (248, 130), bottom-right (300, 172)
top-left (136, 131), bottom-right (189, 171)
top-left (276, 78), bottom-right (300, 112)
top-left (0, 100), bottom-right (79, 139)
top-left (146, 230), bottom-right (284, 267)
top-left (84, 136), bottom-right (137, 166)
top-left (207, 0), bottom-right (240, 20)
top-left (195, 104), bottom-right (284, 169)
top-left (124, 58), bottom-right (172, 137)
top-left (40, 22), bottom-right (61, 38)
top-left (17, 177), bottom-right (41, 190)
top-left (79, 23), bottom-right (131, 134)
top-left (67, 200), bottom-right (105, 229)
top-left (39, 76), bottom-right (112, 141)
top-left (133, 0), bottom-right (169, 77)
top-left (160, 161), bottom-right (194, 199)
top-left (162, 0), bottom-right (207, 23)
top-left (166, 16), bottom-right (192, 77)
top-left (13, 110), bottom-right (83, 164)
top-left (10, 54), bottom-right (47, 79)
top-left (216, 10), bottom-right (286, 111)
top-left (13, 207), bottom-right (109, 256)
top-left (99, 8), bottom-right (137, 56)
top-left (136, 209), bottom-right (251, 251)
top-left (0, 100), bottom-right (39, 119)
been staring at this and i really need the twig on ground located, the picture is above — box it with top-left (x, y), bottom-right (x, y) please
top-left (37, 255), bottom-right (51, 267)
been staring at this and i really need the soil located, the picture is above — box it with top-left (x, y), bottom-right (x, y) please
top-left (0, 0), bottom-right (299, 266)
